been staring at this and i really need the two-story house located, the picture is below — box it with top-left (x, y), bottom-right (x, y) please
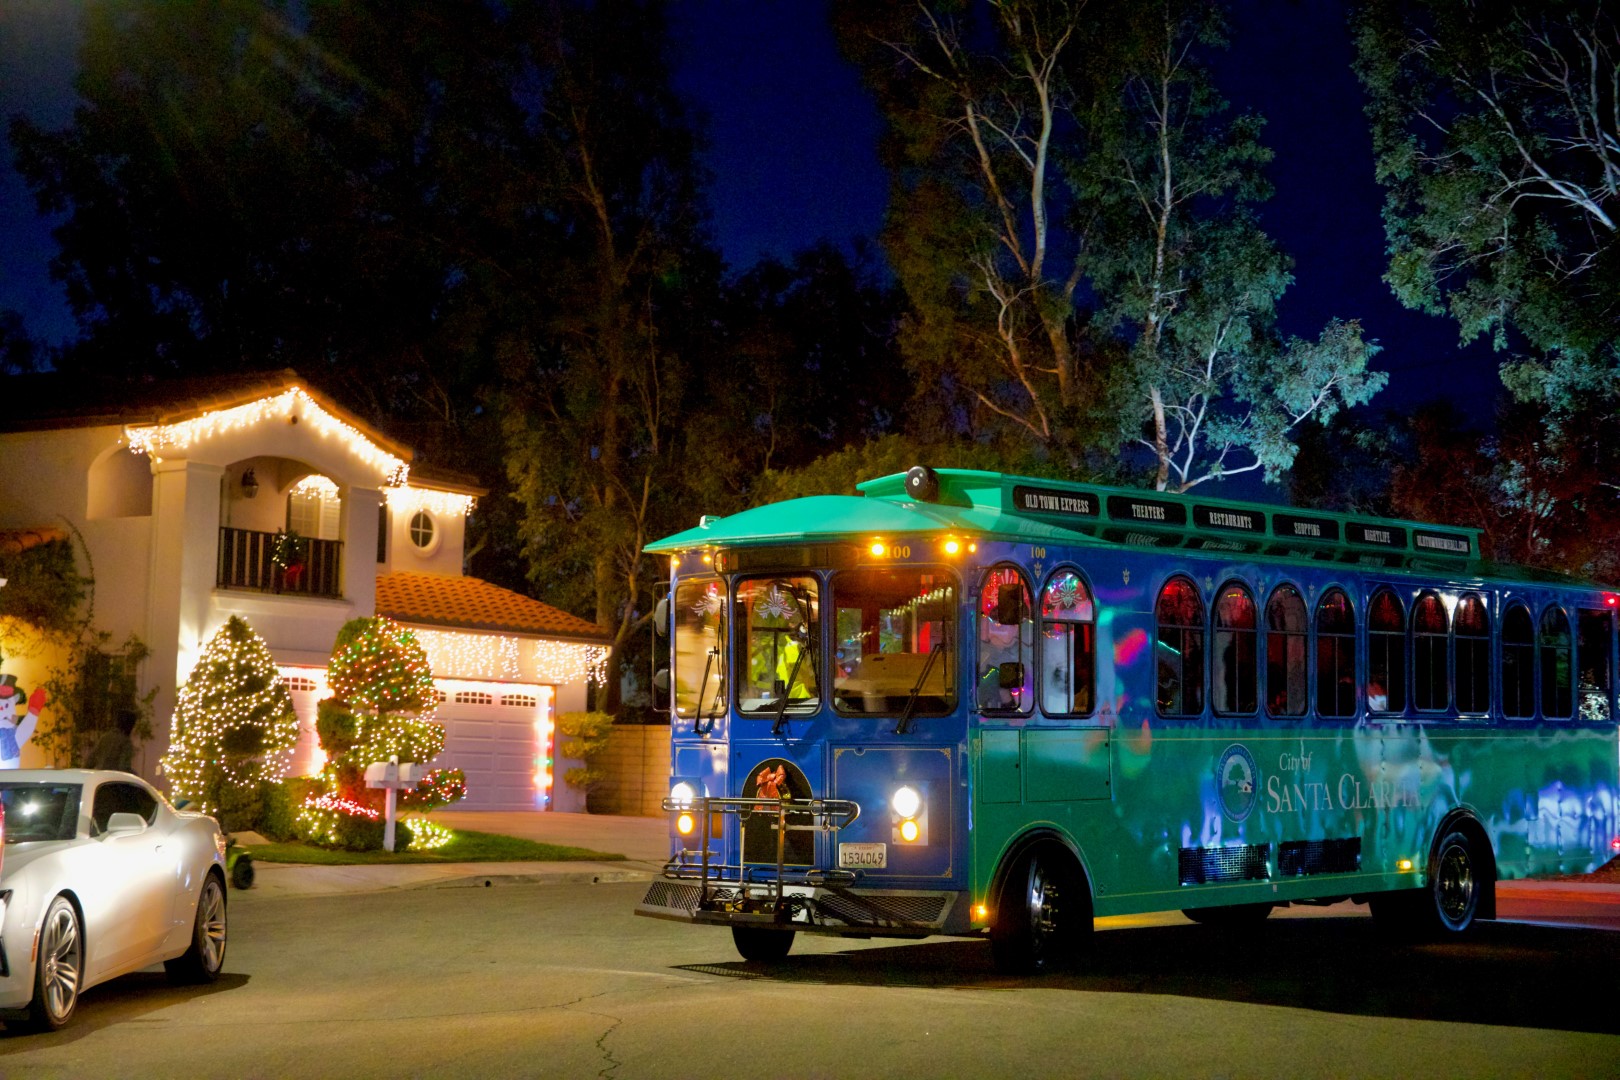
top-left (0, 370), bottom-right (608, 811)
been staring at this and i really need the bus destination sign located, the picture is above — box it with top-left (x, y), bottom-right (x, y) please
top-left (1271, 513), bottom-right (1340, 543)
top-left (1413, 529), bottom-right (1473, 557)
top-left (1106, 495), bottom-right (1188, 528)
top-left (1192, 505), bottom-right (1265, 534)
top-left (1346, 522), bottom-right (1408, 549)
top-left (1011, 485), bottom-right (1099, 519)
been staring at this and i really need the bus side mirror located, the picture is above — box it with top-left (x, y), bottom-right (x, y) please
top-left (996, 584), bottom-right (1028, 626)
top-left (998, 662), bottom-right (1025, 689)
top-left (653, 596), bottom-right (669, 637)
top-left (653, 668), bottom-right (670, 693)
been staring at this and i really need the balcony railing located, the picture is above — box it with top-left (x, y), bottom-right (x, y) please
top-left (217, 527), bottom-right (344, 599)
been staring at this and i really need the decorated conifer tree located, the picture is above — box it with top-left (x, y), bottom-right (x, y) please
top-left (160, 615), bottom-right (299, 826)
top-left (298, 617), bottom-right (462, 849)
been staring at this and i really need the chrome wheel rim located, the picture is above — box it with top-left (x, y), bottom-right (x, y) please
top-left (1437, 843), bottom-right (1474, 925)
top-left (40, 903), bottom-right (81, 1021)
top-left (198, 880), bottom-right (227, 972)
top-left (1027, 861), bottom-right (1062, 953)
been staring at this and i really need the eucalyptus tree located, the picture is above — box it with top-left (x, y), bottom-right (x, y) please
top-left (837, 0), bottom-right (1384, 491)
top-left (1354, 0), bottom-right (1620, 411)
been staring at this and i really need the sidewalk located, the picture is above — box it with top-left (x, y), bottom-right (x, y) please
top-left (240, 810), bottom-right (671, 900)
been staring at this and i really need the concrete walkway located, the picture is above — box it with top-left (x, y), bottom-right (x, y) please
top-left (242, 811), bottom-right (670, 900)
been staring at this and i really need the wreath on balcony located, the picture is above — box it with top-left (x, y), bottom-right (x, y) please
top-left (271, 528), bottom-right (308, 571)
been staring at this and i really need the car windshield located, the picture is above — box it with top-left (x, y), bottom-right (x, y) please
top-left (0, 783), bottom-right (82, 842)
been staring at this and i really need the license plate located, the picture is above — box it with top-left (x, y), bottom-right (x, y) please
top-left (838, 842), bottom-right (887, 869)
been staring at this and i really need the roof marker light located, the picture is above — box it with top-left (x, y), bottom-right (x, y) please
top-left (943, 538), bottom-right (960, 555)
top-left (870, 539), bottom-right (886, 557)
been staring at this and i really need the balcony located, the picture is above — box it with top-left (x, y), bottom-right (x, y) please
top-left (217, 526), bottom-right (344, 599)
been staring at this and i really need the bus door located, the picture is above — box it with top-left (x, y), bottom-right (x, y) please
top-left (977, 565), bottom-right (1111, 814)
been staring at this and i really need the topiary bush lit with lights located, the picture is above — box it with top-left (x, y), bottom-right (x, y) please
top-left (298, 616), bottom-right (464, 849)
top-left (160, 615), bottom-right (300, 829)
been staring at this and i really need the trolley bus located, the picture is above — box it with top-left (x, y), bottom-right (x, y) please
top-left (635, 467), bottom-right (1620, 971)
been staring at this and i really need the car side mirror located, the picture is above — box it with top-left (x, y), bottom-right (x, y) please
top-left (104, 811), bottom-right (147, 835)
top-left (998, 661), bottom-right (1025, 689)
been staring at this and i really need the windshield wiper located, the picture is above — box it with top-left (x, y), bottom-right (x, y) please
top-left (692, 648), bottom-right (718, 734)
top-left (771, 635), bottom-right (810, 736)
top-left (895, 641), bottom-right (944, 735)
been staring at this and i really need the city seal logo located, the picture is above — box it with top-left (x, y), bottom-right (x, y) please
top-left (1217, 744), bottom-right (1259, 822)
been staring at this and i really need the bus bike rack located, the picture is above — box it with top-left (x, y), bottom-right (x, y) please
top-left (661, 795), bottom-right (860, 927)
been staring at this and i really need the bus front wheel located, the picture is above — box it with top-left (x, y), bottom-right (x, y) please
top-left (1371, 828), bottom-right (1486, 938)
top-left (990, 845), bottom-right (1091, 975)
top-left (732, 926), bottom-right (794, 963)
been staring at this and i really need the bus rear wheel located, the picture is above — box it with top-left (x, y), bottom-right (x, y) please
top-left (732, 926), bottom-right (794, 963)
top-left (1182, 903), bottom-right (1273, 926)
top-left (990, 845), bottom-right (1090, 975)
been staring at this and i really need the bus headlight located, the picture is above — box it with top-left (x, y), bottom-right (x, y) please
top-left (670, 781), bottom-right (697, 808)
top-left (891, 785), bottom-right (927, 845)
top-left (891, 786), bottom-right (921, 819)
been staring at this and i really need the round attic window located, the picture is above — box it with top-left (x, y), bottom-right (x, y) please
top-left (409, 510), bottom-right (436, 551)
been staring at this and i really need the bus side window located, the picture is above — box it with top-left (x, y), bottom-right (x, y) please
top-left (1367, 589), bottom-right (1406, 714)
top-left (1411, 591), bottom-right (1449, 713)
top-left (1541, 606), bottom-right (1574, 719)
top-left (1266, 584), bottom-right (1308, 718)
top-left (1213, 581), bottom-right (1257, 715)
top-left (1313, 588), bottom-right (1354, 718)
top-left (1156, 576), bottom-right (1205, 717)
top-left (1576, 608), bottom-right (1614, 722)
top-left (1040, 569), bottom-right (1096, 716)
top-left (1454, 593), bottom-right (1490, 715)
top-left (1501, 603), bottom-right (1535, 719)
top-left (979, 566), bottom-right (1033, 714)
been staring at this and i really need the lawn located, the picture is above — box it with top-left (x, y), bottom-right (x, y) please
top-left (243, 828), bottom-right (626, 865)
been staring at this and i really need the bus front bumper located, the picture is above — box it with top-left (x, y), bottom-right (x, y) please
top-left (635, 876), bottom-right (971, 939)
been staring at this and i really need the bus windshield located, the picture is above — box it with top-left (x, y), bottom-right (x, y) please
top-left (736, 576), bottom-right (820, 715)
top-left (673, 577), bottom-right (726, 719)
top-left (832, 566), bottom-right (956, 715)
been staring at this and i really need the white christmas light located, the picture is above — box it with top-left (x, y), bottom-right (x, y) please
top-left (383, 486), bottom-right (477, 517)
top-left (534, 641), bottom-right (610, 684)
top-left (291, 474), bottom-right (340, 498)
top-left (125, 387), bottom-right (409, 485)
top-left (413, 629), bottom-right (523, 680)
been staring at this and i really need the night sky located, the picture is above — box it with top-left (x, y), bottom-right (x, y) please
top-left (2, 0), bottom-right (1503, 422)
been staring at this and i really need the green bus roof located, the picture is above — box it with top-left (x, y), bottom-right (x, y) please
top-left (646, 468), bottom-right (1588, 586)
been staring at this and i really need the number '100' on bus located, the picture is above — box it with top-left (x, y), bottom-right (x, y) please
top-left (634, 466), bottom-right (1620, 971)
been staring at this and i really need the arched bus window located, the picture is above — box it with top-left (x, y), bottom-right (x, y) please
top-left (1156, 576), bottom-right (1205, 717)
top-left (1213, 581), bottom-right (1257, 715)
top-left (1265, 584), bottom-right (1308, 718)
top-left (1500, 603), bottom-right (1535, 719)
top-left (1412, 591), bottom-right (1450, 712)
top-left (1315, 588), bottom-right (1356, 718)
top-left (1039, 569), bottom-right (1095, 716)
top-left (1368, 589), bottom-right (1406, 714)
top-left (1576, 607), bottom-right (1614, 722)
top-left (1540, 606), bottom-right (1574, 719)
top-left (1454, 593), bottom-right (1491, 714)
top-left (977, 566), bottom-right (1033, 714)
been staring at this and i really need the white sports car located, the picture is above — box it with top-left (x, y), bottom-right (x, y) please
top-left (0, 769), bottom-right (228, 1031)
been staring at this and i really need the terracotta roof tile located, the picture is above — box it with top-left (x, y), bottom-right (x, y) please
top-left (0, 527), bottom-right (69, 557)
top-left (376, 572), bottom-right (608, 640)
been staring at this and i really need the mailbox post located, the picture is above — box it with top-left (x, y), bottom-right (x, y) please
top-left (364, 755), bottom-right (421, 852)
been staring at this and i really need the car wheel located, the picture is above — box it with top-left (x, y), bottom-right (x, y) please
top-left (1182, 903), bottom-right (1274, 926)
top-left (166, 874), bottom-right (227, 983)
top-left (731, 926), bottom-right (794, 963)
top-left (230, 852), bottom-right (255, 890)
top-left (26, 895), bottom-right (83, 1032)
top-left (990, 845), bottom-right (1091, 975)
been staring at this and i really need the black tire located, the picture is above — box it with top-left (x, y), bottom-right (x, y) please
top-left (166, 874), bottom-right (227, 983)
top-left (1182, 903), bottom-right (1273, 926)
top-left (25, 895), bottom-right (84, 1032)
top-left (230, 852), bottom-right (255, 890)
top-left (732, 925), bottom-right (794, 963)
top-left (990, 845), bottom-right (1091, 975)
top-left (1372, 828), bottom-right (1486, 939)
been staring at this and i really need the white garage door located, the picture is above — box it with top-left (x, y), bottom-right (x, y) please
top-left (434, 686), bottom-right (554, 811)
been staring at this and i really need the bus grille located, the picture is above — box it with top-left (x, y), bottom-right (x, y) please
top-left (814, 891), bottom-right (948, 927)
top-left (1179, 843), bottom-right (1272, 885)
top-left (1278, 838), bottom-right (1361, 877)
top-left (642, 881), bottom-right (703, 915)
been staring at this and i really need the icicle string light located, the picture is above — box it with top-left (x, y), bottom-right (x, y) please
top-left (291, 474), bottom-right (340, 497)
top-left (414, 629), bottom-right (523, 681)
top-left (534, 641), bottom-right (609, 684)
top-left (383, 486), bottom-right (477, 517)
top-left (125, 387), bottom-right (409, 485)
